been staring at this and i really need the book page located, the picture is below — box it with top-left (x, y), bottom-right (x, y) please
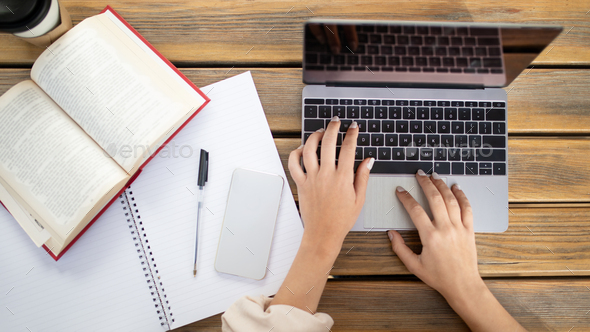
top-left (0, 81), bottom-right (128, 239)
top-left (30, 13), bottom-right (205, 174)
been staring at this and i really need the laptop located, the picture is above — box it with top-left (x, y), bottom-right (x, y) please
top-left (301, 19), bottom-right (561, 232)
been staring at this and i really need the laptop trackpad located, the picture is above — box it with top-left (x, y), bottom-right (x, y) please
top-left (364, 176), bottom-right (447, 229)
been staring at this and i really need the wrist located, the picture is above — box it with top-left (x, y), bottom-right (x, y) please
top-left (300, 231), bottom-right (344, 262)
top-left (444, 277), bottom-right (489, 313)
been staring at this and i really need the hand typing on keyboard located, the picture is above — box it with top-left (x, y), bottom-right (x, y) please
top-left (387, 171), bottom-right (524, 331)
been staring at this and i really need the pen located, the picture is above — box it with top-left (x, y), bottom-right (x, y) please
top-left (193, 149), bottom-right (209, 277)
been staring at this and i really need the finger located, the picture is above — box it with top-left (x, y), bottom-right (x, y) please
top-left (388, 230), bottom-right (422, 275)
top-left (353, 157), bottom-right (374, 206)
top-left (430, 172), bottom-right (462, 225)
top-left (324, 24), bottom-right (341, 54)
top-left (302, 128), bottom-right (324, 176)
top-left (415, 169), bottom-right (451, 226)
top-left (343, 25), bottom-right (358, 52)
top-left (308, 24), bottom-right (326, 44)
top-left (452, 184), bottom-right (474, 230)
top-left (395, 185), bottom-right (434, 233)
top-left (288, 145), bottom-right (306, 185)
top-left (319, 116), bottom-right (341, 170)
top-left (337, 120), bottom-right (359, 176)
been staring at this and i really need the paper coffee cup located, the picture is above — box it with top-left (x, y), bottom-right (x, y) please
top-left (13, 0), bottom-right (60, 38)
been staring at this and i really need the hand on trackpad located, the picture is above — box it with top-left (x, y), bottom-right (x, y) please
top-left (364, 176), bottom-right (447, 229)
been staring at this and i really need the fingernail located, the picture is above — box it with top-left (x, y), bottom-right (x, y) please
top-left (387, 231), bottom-right (394, 242)
top-left (417, 169), bottom-right (426, 176)
top-left (454, 184), bottom-right (462, 191)
top-left (432, 172), bottom-right (441, 180)
top-left (366, 157), bottom-right (375, 170)
top-left (350, 121), bottom-right (358, 129)
top-left (297, 144), bottom-right (304, 149)
top-left (331, 115), bottom-right (340, 122)
top-left (396, 186), bottom-right (405, 192)
top-left (316, 128), bottom-right (325, 133)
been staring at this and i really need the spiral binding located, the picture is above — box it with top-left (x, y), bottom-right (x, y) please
top-left (120, 187), bottom-right (174, 329)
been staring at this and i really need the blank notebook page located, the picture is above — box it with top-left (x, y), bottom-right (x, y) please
top-left (0, 203), bottom-right (162, 331)
top-left (128, 71), bottom-right (304, 328)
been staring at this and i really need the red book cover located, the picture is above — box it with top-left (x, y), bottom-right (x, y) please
top-left (3, 6), bottom-right (210, 261)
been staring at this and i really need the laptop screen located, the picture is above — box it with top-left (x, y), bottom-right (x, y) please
top-left (303, 20), bottom-right (562, 88)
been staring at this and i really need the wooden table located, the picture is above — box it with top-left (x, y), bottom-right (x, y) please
top-left (2, 1), bottom-right (589, 330)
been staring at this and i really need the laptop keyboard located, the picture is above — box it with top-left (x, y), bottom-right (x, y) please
top-left (305, 25), bottom-right (503, 74)
top-left (303, 98), bottom-right (507, 176)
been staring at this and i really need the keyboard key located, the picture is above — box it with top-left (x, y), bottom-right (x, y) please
top-left (305, 98), bottom-right (324, 104)
top-left (444, 108), bottom-right (457, 120)
top-left (358, 134), bottom-right (370, 146)
top-left (305, 106), bottom-right (318, 118)
top-left (462, 149), bottom-right (475, 161)
top-left (304, 133), bottom-right (311, 143)
top-left (337, 133), bottom-right (343, 145)
top-left (431, 107), bottom-right (444, 120)
top-left (406, 148), bottom-right (419, 160)
top-left (452, 101), bottom-right (465, 107)
top-left (388, 56), bottom-right (401, 66)
top-left (386, 134), bottom-right (398, 146)
top-left (367, 161), bottom-right (433, 174)
top-left (493, 102), bottom-right (506, 108)
top-left (326, 99), bottom-right (339, 105)
top-left (459, 108), bottom-right (471, 120)
top-left (389, 107), bottom-right (402, 119)
top-left (410, 100), bottom-right (423, 106)
top-left (364, 147), bottom-right (377, 159)
top-left (472, 108), bottom-right (484, 120)
top-left (304, 119), bottom-right (325, 131)
top-left (396, 100), bottom-right (409, 106)
top-left (427, 135), bottom-right (440, 147)
top-left (376, 107), bottom-right (388, 119)
top-left (465, 122), bottom-right (478, 134)
top-left (452, 162), bottom-right (464, 174)
top-left (424, 121), bottom-right (437, 134)
top-left (479, 101), bottom-right (492, 108)
top-left (368, 99), bottom-right (381, 106)
top-left (382, 100), bottom-right (396, 106)
top-left (417, 107), bottom-right (429, 119)
top-left (456, 57), bottom-right (468, 67)
top-left (340, 120), bottom-right (352, 132)
top-left (393, 148), bottom-right (405, 160)
top-left (465, 162), bottom-right (478, 175)
top-left (372, 134), bottom-right (384, 146)
top-left (354, 99), bottom-right (367, 105)
top-left (476, 149), bottom-right (506, 161)
top-left (347, 106), bottom-right (360, 118)
top-left (410, 121), bottom-right (423, 133)
top-left (452, 122), bottom-right (464, 134)
top-left (357, 120), bottom-right (367, 132)
top-left (355, 147), bottom-right (363, 160)
top-left (424, 100), bottom-right (437, 106)
top-left (455, 135), bottom-right (468, 148)
top-left (435, 162), bottom-right (450, 174)
top-left (403, 107), bottom-right (416, 119)
top-left (361, 106), bottom-right (374, 119)
top-left (480, 168), bottom-right (492, 175)
top-left (486, 108), bottom-right (506, 121)
top-left (448, 149), bottom-right (462, 161)
top-left (434, 148), bottom-right (447, 161)
top-left (340, 99), bottom-right (353, 105)
top-left (493, 122), bottom-right (506, 135)
top-left (420, 148), bottom-right (434, 160)
top-left (399, 134), bottom-right (412, 146)
top-left (319, 106), bottom-right (331, 118)
top-left (396, 121), bottom-right (409, 133)
top-left (438, 121), bottom-right (451, 133)
top-left (479, 122), bottom-right (492, 134)
top-left (441, 135), bottom-right (454, 147)
top-left (469, 135), bottom-right (482, 148)
top-left (368, 121), bottom-right (380, 132)
top-left (333, 106), bottom-right (346, 118)
top-left (378, 148), bottom-right (391, 160)
top-left (493, 162), bottom-right (506, 175)
top-left (437, 101), bottom-right (450, 107)
top-left (413, 134), bottom-right (426, 147)
top-left (383, 121), bottom-right (395, 132)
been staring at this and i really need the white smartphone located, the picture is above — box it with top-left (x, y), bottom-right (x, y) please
top-left (214, 168), bottom-right (284, 280)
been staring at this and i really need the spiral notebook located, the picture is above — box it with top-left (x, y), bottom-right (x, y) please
top-left (0, 72), bottom-right (304, 331)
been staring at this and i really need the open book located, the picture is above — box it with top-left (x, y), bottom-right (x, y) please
top-left (0, 7), bottom-right (209, 259)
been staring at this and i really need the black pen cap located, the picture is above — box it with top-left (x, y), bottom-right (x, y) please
top-left (197, 149), bottom-right (209, 186)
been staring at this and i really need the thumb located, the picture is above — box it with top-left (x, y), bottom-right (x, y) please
top-left (388, 230), bottom-right (422, 275)
top-left (354, 157), bottom-right (374, 203)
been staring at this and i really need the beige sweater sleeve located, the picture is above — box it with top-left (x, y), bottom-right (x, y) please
top-left (221, 295), bottom-right (334, 332)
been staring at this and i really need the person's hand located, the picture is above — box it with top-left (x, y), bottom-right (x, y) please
top-left (289, 116), bottom-right (374, 250)
top-left (388, 170), bottom-right (484, 302)
top-left (308, 24), bottom-right (358, 54)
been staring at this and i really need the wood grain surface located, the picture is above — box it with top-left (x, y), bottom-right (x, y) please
top-left (174, 278), bottom-right (590, 331)
top-left (0, 1), bottom-right (588, 66)
top-left (1, 68), bottom-right (589, 135)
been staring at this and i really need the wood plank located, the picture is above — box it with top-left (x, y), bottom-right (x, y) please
top-left (0, 0), bottom-right (588, 66)
top-left (174, 278), bottom-right (590, 331)
top-left (332, 206), bottom-right (590, 276)
top-left (275, 137), bottom-right (590, 203)
top-left (2, 68), bottom-right (589, 134)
